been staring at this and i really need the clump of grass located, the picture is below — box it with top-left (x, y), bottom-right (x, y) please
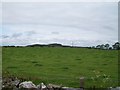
top-left (90, 70), bottom-right (112, 88)
top-left (23, 61), bottom-right (27, 63)
top-left (88, 68), bottom-right (94, 71)
top-left (7, 66), bottom-right (18, 69)
top-left (102, 63), bottom-right (108, 65)
top-left (34, 63), bottom-right (43, 67)
top-left (31, 61), bottom-right (38, 63)
top-left (75, 58), bottom-right (81, 60)
top-left (62, 67), bottom-right (69, 70)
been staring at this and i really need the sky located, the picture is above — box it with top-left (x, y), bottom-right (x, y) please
top-left (1, 2), bottom-right (118, 47)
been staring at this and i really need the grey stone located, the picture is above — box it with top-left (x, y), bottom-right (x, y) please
top-left (19, 81), bottom-right (37, 89)
top-left (47, 84), bottom-right (62, 89)
top-left (108, 87), bottom-right (120, 90)
top-left (37, 83), bottom-right (47, 90)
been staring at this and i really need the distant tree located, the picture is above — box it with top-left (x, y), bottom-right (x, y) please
top-left (112, 45), bottom-right (115, 49)
top-left (112, 42), bottom-right (120, 50)
top-left (109, 47), bottom-right (112, 50)
top-left (96, 45), bottom-right (101, 49)
top-left (100, 44), bottom-right (105, 49)
top-left (48, 43), bottom-right (62, 47)
top-left (92, 46), bottom-right (95, 49)
top-left (104, 44), bottom-right (110, 50)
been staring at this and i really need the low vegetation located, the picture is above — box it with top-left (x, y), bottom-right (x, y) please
top-left (2, 47), bottom-right (119, 88)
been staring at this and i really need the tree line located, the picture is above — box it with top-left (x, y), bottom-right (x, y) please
top-left (92, 42), bottom-right (120, 50)
top-left (2, 42), bottom-right (120, 50)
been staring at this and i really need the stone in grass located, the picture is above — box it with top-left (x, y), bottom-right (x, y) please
top-left (2, 77), bottom-right (20, 89)
top-left (19, 81), bottom-right (37, 89)
top-left (11, 78), bottom-right (20, 87)
top-left (109, 87), bottom-right (120, 90)
top-left (47, 83), bottom-right (62, 90)
top-left (37, 82), bottom-right (47, 90)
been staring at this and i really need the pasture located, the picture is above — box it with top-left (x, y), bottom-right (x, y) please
top-left (2, 47), bottom-right (119, 88)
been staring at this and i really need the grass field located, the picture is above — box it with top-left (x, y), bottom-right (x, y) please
top-left (2, 47), bottom-right (119, 88)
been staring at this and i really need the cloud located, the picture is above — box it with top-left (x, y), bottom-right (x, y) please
top-left (25, 31), bottom-right (37, 36)
top-left (1, 2), bottom-right (118, 46)
top-left (51, 32), bottom-right (59, 35)
top-left (12, 33), bottom-right (23, 38)
top-left (2, 35), bottom-right (10, 38)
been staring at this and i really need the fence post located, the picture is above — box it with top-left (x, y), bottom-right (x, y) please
top-left (80, 77), bottom-right (85, 89)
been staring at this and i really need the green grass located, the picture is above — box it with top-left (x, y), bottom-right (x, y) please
top-left (2, 47), bottom-right (119, 88)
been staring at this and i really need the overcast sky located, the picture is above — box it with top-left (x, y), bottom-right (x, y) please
top-left (1, 2), bottom-right (118, 46)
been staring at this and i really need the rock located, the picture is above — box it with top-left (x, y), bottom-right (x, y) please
top-left (116, 87), bottom-right (120, 90)
top-left (62, 87), bottom-right (69, 89)
top-left (11, 77), bottom-right (20, 87)
top-left (47, 84), bottom-right (62, 90)
top-left (46, 84), bottom-right (54, 90)
top-left (19, 81), bottom-right (37, 89)
top-left (109, 87), bottom-right (120, 90)
top-left (47, 84), bottom-right (62, 88)
top-left (37, 82), bottom-right (47, 90)
top-left (2, 77), bottom-right (20, 89)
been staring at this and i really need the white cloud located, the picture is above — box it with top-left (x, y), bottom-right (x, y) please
top-left (1, 2), bottom-right (118, 46)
